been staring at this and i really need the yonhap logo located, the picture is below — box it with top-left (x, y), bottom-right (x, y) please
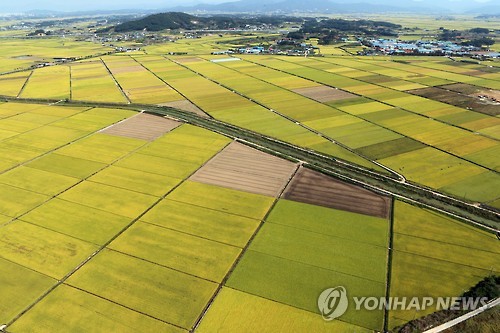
top-left (317, 286), bottom-right (491, 323)
top-left (318, 286), bottom-right (349, 321)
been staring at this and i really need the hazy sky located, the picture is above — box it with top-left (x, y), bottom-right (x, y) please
top-left (0, 0), bottom-right (493, 13)
top-left (0, 0), bottom-right (227, 12)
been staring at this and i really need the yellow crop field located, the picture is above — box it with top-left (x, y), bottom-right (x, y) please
top-left (0, 71), bottom-right (30, 96)
top-left (101, 55), bottom-right (183, 104)
top-left (0, 221), bottom-right (98, 279)
top-left (9, 285), bottom-right (181, 333)
top-left (0, 39), bottom-right (113, 72)
top-left (20, 65), bottom-right (70, 99)
top-left (198, 288), bottom-right (372, 333)
top-left (71, 61), bottom-right (127, 103)
top-left (0, 13), bottom-right (498, 331)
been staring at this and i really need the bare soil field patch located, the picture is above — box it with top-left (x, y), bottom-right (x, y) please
top-left (159, 99), bottom-right (208, 117)
top-left (190, 142), bottom-right (298, 197)
top-left (293, 85), bottom-right (356, 103)
top-left (409, 87), bottom-right (500, 116)
top-left (282, 167), bottom-right (391, 219)
top-left (462, 70), bottom-right (487, 76)
top-left (439, 83), bottom-right (480, 95)
top-left (100, 113), bottom-right (180, 141)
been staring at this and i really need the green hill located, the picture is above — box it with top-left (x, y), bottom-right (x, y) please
top-left (107, 12), bottom-right (301, 32)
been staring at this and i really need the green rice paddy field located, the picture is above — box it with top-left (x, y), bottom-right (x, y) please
top-left (0, 32), bottom-right (499, 332)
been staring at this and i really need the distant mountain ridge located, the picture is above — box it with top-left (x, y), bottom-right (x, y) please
top-left (106, 12), bottom-right (303, 32)
top-left (169, 0), bottom-right (500, 15)
top-left (5, 0), bottom-right (500, 16)
top-left (171, 0), bottom-right (410, 14)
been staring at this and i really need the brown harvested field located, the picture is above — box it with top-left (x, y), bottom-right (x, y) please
top-left (100, 113), bottom-right (180, 141)
top-left (281, 167), bottom-right (391, 219)
top-left (449, 61), bottom-right (500, 72)
top-left (463, 70), bottom-right (489, 76)
top-left (159, 99), bottom-right (209, 117)
top-left (435, 84), bottom-right (500, 107)
top-left (293, 85), bottom-right (357, 103)
top-left (440, 83), bottom-right (480, 95)
top-left (408, 87), bottom-right (500, 116)
top-left (190, 141), bottom-right (298, 197)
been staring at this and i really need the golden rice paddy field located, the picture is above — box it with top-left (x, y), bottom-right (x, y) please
top-left (0, 30), bottom-right (498, 333)
top-left (0, 38), bottom-right (113, 73)
top-left (2, 38), bottom-right (497, 206)
top-left (0, 101), bottom-right (497, 333)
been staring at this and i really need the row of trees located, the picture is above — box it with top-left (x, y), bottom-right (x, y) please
top-left (439, 27), bottom-right (495, 47)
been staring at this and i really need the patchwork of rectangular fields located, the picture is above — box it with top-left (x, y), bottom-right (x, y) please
top-left (1, 28), bottom-right (499, 333)
top-left (389, 201), bottom-right (500, 329)
top-left (167, 180), bottom-right (275, 220)
top-left (229, 55), bottom-right (499, 204)
top-left (0, 221), bottom-right (98, 279)
top-left (181, 56), bottom-right (340, 123)
top-left (67, 249), bottom-right (218, 330)
top-left (245, 55), bottom-right (500, 138)
top-left (70, 60), bottom-right (127, 103)
top-left (1, 101), bottom-right (497, 332)
top-left (21, 198), bottom-right (131, 245)
top-left (377, 146), bottom-right (493, 189)
top-left (0, 38), bottom-right (113, 73)
top-left (135, 54), bottom-right (384, 171)
top-left (109, 222), bottom-right (242, 282)
top-left (142, 198), bottom-right (261, 247)
top-left (1, 104), bottom-right (253, 331)
top-left (0, 104), bottom-right (131, 174)
top-left (1, 52), bottom-right (497, 203)
top-left (101, 55), bottom-right (183, 104)
top-left (226, 199), bottom-right (389, 331)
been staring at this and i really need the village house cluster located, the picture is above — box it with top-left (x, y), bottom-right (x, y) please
top-left (362, 38), bottom-right (482, 56)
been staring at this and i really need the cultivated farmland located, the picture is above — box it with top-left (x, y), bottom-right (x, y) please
top-left (70, 60), bottom-right (127, 103)
top-left (0, 20), bottom-right (498, 333)
top-left (389, 201), bottom-right (500, 329)
top-left (8, 50), bottom-right (496, 205)
top-left (101, 55), bottom-right (183, 104)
